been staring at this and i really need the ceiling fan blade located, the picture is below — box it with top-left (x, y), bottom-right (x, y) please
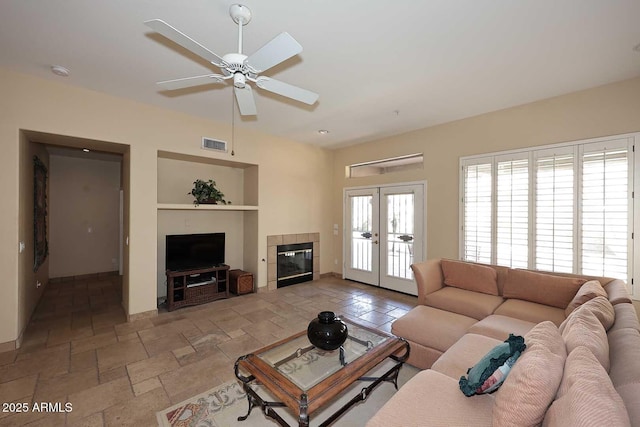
top-left (245, 32), bottom-right (302, 73)
top-left (144, 19), bottom-right (227, 68)
top-left (234, 85), bottom-right (257, 116)
top-left (157, 74), bottom-right (225, 90)
top-left (255, 77), bottom-right (319, 105)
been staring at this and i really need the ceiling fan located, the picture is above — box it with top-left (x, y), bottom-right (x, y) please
top-left (145, 4), bottom-right (319, 116)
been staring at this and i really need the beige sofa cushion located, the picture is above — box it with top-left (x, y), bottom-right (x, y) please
top-left (424, 287), bottom-right (504, 320)
top-left (431, 333), bottom-right (502, 380)
top-left (441, 259), bottom-right (499, 295)
top-left (503, 269), bottom-right (585, 308)
top-left (467, 314), bottom-right (536, 341)
top-left (365, 369), bottom-right (494, 427)
top-left (562, 309), bottom-right (609, 371)
top-left (493, 299), bottom-right (566, 326)
top-left (493, 322), bottom-right (565, 427)
top-left (611, 303), bottom-right (640, 332)
top-left (543, 346), bottom-right (630, 427)
top-left (608, 328), bottom-right (640, 388)
top-left (604, 279), bottom-right (633, 305)
top-left (391, 305), bottom-right (477, 353)
top-left (616, 383), bottom-right (640, 427)
top-left (561, 295), bottom-right (615, 332)
top-left (565, 280), bottom-right (607, 316)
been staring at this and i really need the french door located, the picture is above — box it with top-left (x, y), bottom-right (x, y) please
top-left (344, 183), bottom-right (425, 295)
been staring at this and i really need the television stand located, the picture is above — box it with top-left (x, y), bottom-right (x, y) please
top-left (166, 264), bottom-right (230, 311)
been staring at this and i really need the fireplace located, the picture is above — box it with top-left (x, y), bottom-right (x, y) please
top-left (277, 242), bottom-right (313, 287)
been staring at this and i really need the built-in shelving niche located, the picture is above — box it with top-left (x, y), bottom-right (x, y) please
top-left (156, 150), bottom-right (259, 301)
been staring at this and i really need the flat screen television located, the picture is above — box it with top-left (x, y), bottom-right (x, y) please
top-left (165, 232), bottom-right (225, 271)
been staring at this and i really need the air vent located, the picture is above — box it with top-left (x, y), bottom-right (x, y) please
top-left (201, 137), bottom-right (227, 153)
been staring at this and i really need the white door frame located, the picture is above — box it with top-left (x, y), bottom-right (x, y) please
top-left (343, 181), bottom-right (427, 293)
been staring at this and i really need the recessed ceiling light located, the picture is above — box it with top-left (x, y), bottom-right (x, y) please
top-left (318, 129), bottom-right (329, 135)
top-left (50, 65), bottom-right (70, 77)
top-left (82, 148), bottom-right (90, 152)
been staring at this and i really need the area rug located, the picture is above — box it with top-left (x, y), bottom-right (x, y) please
top-left (157, 361), bottom-right (419, 427)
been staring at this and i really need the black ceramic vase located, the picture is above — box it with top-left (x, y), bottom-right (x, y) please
top-left (307, 311), bottom-right (348, 351)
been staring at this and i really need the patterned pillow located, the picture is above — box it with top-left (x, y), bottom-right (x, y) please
top-left (459, 334), bottom-right (526, 396)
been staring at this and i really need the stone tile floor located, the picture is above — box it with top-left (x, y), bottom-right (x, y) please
top-left (0, 276), bottom-right (417, 426)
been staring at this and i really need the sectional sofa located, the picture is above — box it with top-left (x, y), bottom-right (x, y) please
top-left (367, 258), bottom-right (640, 426)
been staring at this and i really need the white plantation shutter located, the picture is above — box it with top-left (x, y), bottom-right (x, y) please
top-left (535, 149), bottom-right (575, 273)
top-left (463, 160), bottom-right (492, 263)
top-left (496, 156), bottom-right (529, 268)
top-left (580, 140), bottom-right (630, 281)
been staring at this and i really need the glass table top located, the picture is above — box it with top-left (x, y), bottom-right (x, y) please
top-left (256, 317), bottom-right (389, 391)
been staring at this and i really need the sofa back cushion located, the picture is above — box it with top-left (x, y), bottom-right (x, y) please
top-left (565, 280), bottom-right (607, 316)
top-left (543, 346), bottom-right (630, 427)
top-left (441, 259), bottom-right (499, 296)
top-left (562, 309), bottom-right (610, 371)
top-left (561, 295), bottom-right (615, 333)
top-left (503, 269), bottom-right (586, 308)
top-left (493, 322), bottom-right (566, 426)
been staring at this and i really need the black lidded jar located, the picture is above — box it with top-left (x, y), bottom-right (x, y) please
top-left (307, 311), bottom-right (348, 351)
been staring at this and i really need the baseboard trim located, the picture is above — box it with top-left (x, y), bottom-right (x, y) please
top-left (127, 309), bottom-right (157, 322)
top-left (320, 272), bottom-right (343, 279)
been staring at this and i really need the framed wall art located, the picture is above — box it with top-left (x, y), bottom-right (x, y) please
top-left (33, 155), bottom-right (48, 271)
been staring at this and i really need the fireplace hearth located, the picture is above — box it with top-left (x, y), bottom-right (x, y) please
top-left (277, 242), bottom-right (313, 287)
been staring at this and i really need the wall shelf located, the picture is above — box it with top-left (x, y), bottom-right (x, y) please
top-left (157, 203), bottom-right (258, 211)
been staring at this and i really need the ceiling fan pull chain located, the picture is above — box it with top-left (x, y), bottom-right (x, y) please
top-left (231, 89), bottom-right (236, 156)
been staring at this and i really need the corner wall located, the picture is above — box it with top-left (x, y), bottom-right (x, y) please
top-left (0, 67), bottom-right (333, 345)
top-left (332, 77), bottom-right (640, 273)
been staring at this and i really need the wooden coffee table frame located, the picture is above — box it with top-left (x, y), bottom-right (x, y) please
top-left (234, 317), bottom-right (410, 427)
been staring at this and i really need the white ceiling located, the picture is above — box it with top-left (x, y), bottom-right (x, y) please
top-left (1, 1), bottom-right (639, 149)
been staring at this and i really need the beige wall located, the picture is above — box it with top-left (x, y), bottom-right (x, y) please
top-left (0, 67), bottom-right (333, 345)
top-left (332, 77), bottom-right (640, 272)
top-left (49, 155), bottom-right (121, 278)
top-left (156, 157), bottom-right (249, 297)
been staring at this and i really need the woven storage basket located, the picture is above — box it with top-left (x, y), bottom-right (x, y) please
top-left (229, 269), bottom-right (254, 295)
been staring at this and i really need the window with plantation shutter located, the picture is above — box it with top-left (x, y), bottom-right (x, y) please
top-left (462, 160), bottom-right (492, 264)
top-left (459, 133), bottom-right (635, 287)
top-left (535, 149), bottom-right (575, 273)
top-left (496, 156), bottom-right (529, 268)
top-left (580, 141), bottom-right (630, 282)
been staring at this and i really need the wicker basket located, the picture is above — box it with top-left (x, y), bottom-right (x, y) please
top-left (229, 269), bottom-right (254, 295)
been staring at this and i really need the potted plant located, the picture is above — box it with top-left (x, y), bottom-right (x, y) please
top-left (189, 179), bottom-right (229, 205)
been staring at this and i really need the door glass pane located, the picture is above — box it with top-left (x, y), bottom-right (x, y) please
top-left (385, 193), bottom-right (414, 279)
top-left (350, 195), bottom-right (372, 272)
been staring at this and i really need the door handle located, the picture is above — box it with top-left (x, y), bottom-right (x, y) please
top-left (373, 240), bottom-right (378, 245)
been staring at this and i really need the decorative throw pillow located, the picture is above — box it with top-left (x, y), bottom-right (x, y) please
top-left (493, 321), bottom-right (566, 427)
top-left (564, 280), bottom-right (607, 316)
top-left (459, 334), bottom-right (526, 396)
top-left (441, 259), bottom-right (499, 296)
top-left (543, 346), bottom-right (631, 426)
top-left (561, 295), bottom-right (615, 333)
top-left (561, 309), bottom-right (610, 371)
top-left (503, 269), bottom-right (586, 308)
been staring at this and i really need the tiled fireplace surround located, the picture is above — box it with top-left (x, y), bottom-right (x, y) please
top-left (267, 233), bottom-right (320, 291)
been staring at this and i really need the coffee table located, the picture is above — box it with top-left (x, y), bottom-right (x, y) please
top-left (234, 316), bottom-right (409, 427)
